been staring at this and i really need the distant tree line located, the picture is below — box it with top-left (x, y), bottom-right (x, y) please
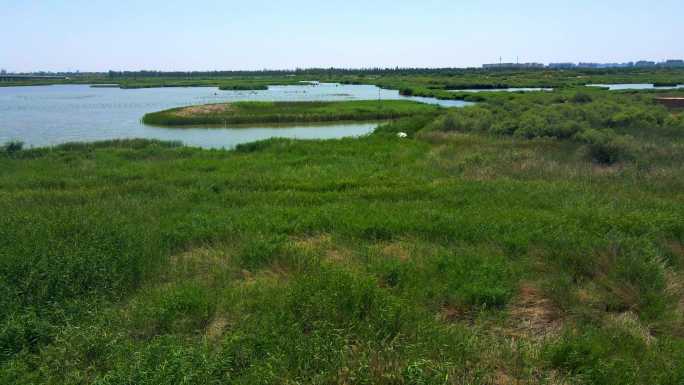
top-left (103, 66), bottom-right (684, 79)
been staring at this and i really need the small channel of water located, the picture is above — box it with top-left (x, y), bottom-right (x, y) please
top-left (586, 84), bottom-right (684, 91)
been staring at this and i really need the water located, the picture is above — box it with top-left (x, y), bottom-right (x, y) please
top-left (0, 83), bottom-right (472, 149)
top-left (587, 83), bottom-right (684, 91)
top-left (449, 87), bottom-right (553, 93)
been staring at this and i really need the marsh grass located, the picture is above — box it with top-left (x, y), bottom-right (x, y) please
top-left (142, 100), bottom-right (441, 126)
top-left (2, 79), bottom-right (684, 383)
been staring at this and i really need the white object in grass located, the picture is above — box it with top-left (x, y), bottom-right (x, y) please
top-left (397, 132), bottom-right (408, 138)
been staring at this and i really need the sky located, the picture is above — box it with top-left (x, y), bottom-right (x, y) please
top-left (1, 0), bottom-right (683, 72)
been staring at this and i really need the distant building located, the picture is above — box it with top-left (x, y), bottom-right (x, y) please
top-left (578, 63), bottom-right (600, 68)
top-left (482, 62), bottom-right (544, 69)
top-left (517, 62), bottom-right (544, 69)
top-left (0, 69), bottom-right (6, 75)
top-left (480, 59), bottom-right (684, 70)
top-left (483, 63), bottom-right (515, 69)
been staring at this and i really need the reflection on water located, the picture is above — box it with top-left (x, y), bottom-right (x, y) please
top-left (0, 83), bottom-right (473, 149)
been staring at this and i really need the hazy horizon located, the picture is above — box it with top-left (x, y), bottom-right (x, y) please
top-left (2, 0), bottom-right (683, 73)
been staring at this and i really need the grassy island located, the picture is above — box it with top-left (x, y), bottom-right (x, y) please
top-left (142, 100), bottom-right (441, 126)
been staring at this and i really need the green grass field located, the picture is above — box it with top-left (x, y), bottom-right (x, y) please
top-left (3, 69), bottom-right (684, 384)
top-left (142, 100), bottom-right (441, 126)
top-left (2, 101), bottom-right (684, 383)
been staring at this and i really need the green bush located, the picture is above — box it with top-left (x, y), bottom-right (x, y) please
top-left (575, 129), bottom-right (638, 164)
top-left (439, 106), bottom-right (493, 132)
top-left (2, 141), bottom-right (23, 154)
top-left (570, 92), bottom-right (593, 104)
top-left (514, 112), bottom-right (549, 138)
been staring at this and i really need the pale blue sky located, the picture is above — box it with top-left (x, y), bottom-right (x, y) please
top-left (1, 0), bottom-right (682, 72)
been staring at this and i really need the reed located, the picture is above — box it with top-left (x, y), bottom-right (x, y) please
top-left (142, 100), bottom-right (441, 126)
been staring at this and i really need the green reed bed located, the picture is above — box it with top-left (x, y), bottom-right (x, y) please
top-left (2, 108), bottom-right (684, 383)
top-left (142, 100), bottom-right (441, 126)
top-left (2, 75), bottom-right (684, 384)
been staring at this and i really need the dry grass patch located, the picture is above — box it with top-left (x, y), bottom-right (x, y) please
top-left (377, 241), bottom-right (412, 262)
top-left (418, 130), bottom-right (473, 144)
top-left (238, 264), bottom-right (290, 287)
top-left (293, 233), bottom-right (332, 251)
top-left (590, 163), bottom-right (624, 176)
top-left (168, 246), bottom-right (232, 281)
top-left (174, 103), bottom-right (234, 117)
top-left (665, 270), bottom-right (684, 314)
top-left (507, 284), bottom-right (562, 339)
top-left (606, 312), bottom-right (655, 345)
top-left (666, 240), bottom-right (684, 261)
top-left (205, 315), bottom-right (230, 342)
top-left (437, 303), bottom-right (476, 325)
top-left (292, 233), bottom-right (354, 264)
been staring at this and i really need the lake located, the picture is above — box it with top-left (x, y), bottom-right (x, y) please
top-left (587, 83), bottom-right (684, 90)
top-left (0, 83), bottom-right (472, 149)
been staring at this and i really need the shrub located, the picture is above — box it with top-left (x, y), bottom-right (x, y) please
top-left (2, 141), bottom-right (24, 154)
top-left (551, 120), bottom-right (588, 139)
top-left (514, 112), bottom-right (549, 138)
top-left (490, 118), bottom-right (518, 135)
top-left (570, 92), bottom-right (593, 104)
top-left (440, 106), bottom-right (493, 132)
top-left (575, 129), bottom-right (638, 164)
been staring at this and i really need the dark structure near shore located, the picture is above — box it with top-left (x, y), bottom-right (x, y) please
top-left (655, 97), bottom-right (684, 109)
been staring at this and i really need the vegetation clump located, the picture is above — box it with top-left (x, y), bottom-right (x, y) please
top-left (431, 90), bottom-right (682, 164)
top-left (142, 100), bottom-right (440, 126)
top-left (575, 129), bottom-right (638, 164)
top-left (1, 141), bottom-right (23, 155)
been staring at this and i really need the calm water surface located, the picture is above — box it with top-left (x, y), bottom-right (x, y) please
top-left (587, 83), bottom-right (684, 91)
top-left (0, 83), bottom-right (472, 149)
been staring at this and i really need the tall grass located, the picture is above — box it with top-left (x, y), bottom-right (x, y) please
top-left (430, 90), bottom-right (683, 164)
top-left (2, 74), bottom-right (684, 383)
